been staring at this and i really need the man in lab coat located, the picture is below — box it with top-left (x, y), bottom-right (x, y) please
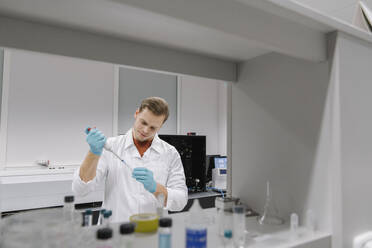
top-left (72, 97), bottom-right (188, 222)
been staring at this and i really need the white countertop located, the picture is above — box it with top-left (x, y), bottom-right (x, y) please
top-left (106, 208), bottom-right (331, 248)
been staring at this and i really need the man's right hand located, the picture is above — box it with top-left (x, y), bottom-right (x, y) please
top-left (85, 127), bottom-right (106, 156)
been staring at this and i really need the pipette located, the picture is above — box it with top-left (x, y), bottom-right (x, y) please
top-left (86, 127), bottom-right (129, 169)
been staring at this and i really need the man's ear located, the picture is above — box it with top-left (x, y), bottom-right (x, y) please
top-left (134, 109), bottom-right (139, 119)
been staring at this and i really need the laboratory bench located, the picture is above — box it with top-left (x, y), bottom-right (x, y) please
top-left (0, 206), bottom-right (331, 248)
top-left (108, 208), bottom-right (331, 248)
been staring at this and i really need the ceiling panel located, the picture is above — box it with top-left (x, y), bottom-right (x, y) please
top-left (0, 0), bottom-right (270, 61)
top-left (292, 0), bottom-right (357, 13)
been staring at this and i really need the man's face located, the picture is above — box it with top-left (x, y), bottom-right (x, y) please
top-left (133, 108), bottom-right (165, 142)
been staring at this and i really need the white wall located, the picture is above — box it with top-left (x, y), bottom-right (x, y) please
top-left (335, 32), bottom-right (372, 248)
top-left (231, 52), bottom-right (331, 230)
top-left (0, 49), bottom-right (3, 123)
top-left (0, 50), bottom-right (228, 211)
top-left (1, 50), bottom-right (114, 167)
top-left (117, 67), bottom-right (178, 135)
top-left (179, 75), bottom-right (227, 155)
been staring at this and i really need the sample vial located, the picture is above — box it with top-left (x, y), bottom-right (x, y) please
top-left (103, 210), bottom-right (112, 227)
top-left (159, 218), bottom-right (172, 248)
top-left (223, 230), bottom-right (234, 248)
top-left (63, 195), bottom-right (75, 222)
top-left (96, 227), bottom-right (113, 248)
top-left (119, 222), bottom-right (135, 248)
top-left (98, 209), bottom-right (106, 225)
top-left (233, 205), bottom-right (246, 248)
top-left (83, 209), bottom-right (93, 226)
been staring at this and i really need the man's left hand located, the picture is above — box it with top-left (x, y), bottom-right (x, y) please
top-left (132, 167), bottom-right (157, 193)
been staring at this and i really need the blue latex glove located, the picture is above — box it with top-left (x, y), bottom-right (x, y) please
top-left (85, 127), bottom-right (107, 156)
top-left (132, 167), bottom-right (157, 193)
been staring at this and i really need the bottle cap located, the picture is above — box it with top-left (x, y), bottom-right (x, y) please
top-left (85, 209), bottom-right (92, 215)
top-left (64, 195), bottom-right (74, 203)
top-left (224, 229), bottom-right (232, 239)
top-left (97, 228), bottom-right (113, 240)
top-left (104, 210), bottom-right (112, 218)
top-left (120, 222), bottom-right (136, 234)
top-left (159, 218), bottom-right (172, 227)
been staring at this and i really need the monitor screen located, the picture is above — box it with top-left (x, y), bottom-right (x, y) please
top-left (214, 157), bottom-right (227, 169)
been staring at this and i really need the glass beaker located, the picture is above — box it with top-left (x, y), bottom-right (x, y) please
top-left (233, 205), bottom-right (246, 248)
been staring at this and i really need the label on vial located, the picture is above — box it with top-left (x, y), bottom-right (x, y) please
top-left (159, 233), bottom-right (171, 248)
top-left (186, 228), bottom-right (207, 248)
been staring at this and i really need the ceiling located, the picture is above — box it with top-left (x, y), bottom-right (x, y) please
top-left (0, 0), bottom-right (271, 62)
top-left (1, 0), bottom-right (367, 62)
top-left (292, 0), bottom-right (372, 24)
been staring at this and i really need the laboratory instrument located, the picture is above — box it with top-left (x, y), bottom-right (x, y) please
top-left (158, 217), bottom-right (172, 248)
top-left (212, 168), bottom-right (227, 191)
top-left (257, 181), bottom-right (284, 225)
top-left (159, 134), bottom-right (206, 192)
top-left (35, 159), bottom-right (50, 167)
top-left (185, 199), bottom-right (207, 248)
top-left (119, 222), bottom-right (135, 248)
top-left (86, 127), bottom-right (129, 168)
top-left (233, 204), bottom-right (246, 248)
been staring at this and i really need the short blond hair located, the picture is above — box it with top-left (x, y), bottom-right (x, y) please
top-left (139, 97), bottom-right (169, 122)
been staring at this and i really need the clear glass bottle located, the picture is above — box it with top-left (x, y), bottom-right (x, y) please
top-left (83, 209), bottom-right (93, 226)
top-left (185, 199), bottom-right (207, 248)
top-left (98, 209), bottom-right (106, 225)
top-left (233, 204), bottom-right (246, 248)
top-left (96, 227), bottom-right (113, 248)
top-left (63, 195), bottom-right (75, 222)
top-left (103, 210), bottom-right (112, 227)
top-left (223, 230), bottom-right (233, 248)
top-left (157, 193), bottom-right (168, 218)
top-left (158, 217), bottom-right (172, 248)
top-left (119, 222), bottom-right (135, 248)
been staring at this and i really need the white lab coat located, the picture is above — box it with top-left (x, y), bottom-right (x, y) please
top-left (72, 129), bottom-right (188, 223)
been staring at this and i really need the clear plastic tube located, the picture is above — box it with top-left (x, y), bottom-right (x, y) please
top-left (233, 205), bottom-right (246, 248)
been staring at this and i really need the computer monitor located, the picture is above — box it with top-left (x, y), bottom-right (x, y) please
top-left (206, 155), bottom-right (227, 183)
top-left (214, 156), bottom-right (227, 169)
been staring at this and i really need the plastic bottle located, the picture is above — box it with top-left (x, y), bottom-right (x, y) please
top-left (290, 213), bottom-right (299, 240)
top-left (185, 199), bottom-right (207, 248)
top-left (103, 210), bottom-right (112, 227)
top-left (63, 195), bottom-right (75, 222)
top-left (159, 218), bottom-right (172, 248)
top-left (305, 210), bottom-right (316, 234)
top-left (98, 209), bottom-right (106, 225)
top-left (83, 209), bottom-right (93, 226)
top-left (223, 230), bottom-right (233, 248)
top-left (119, 222), bottom-right (135, 248)
top-left (96, 227), bottom-right (113, 248)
